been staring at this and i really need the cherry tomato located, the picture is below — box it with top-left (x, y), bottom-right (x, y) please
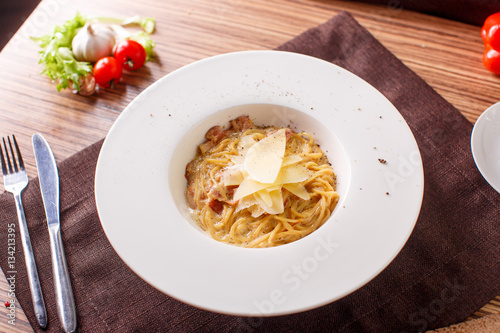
top-left (113, 39), bottom-right (147, 71)
top-left (482, 13), bottom-right (500, 48)
top-left (93, 57), bottom-right (122, 89)
top-left (483, 45), bottom-right (500, 75)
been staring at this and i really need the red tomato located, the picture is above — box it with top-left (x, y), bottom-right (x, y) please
top-left (93, 57), bottom-right (122, 89)
top-left (113, 39), bottom-right (147, 71)
top-left (483, 45), bottom-right (500, 75)
top-left (482, 13), bottom-right (500, 49)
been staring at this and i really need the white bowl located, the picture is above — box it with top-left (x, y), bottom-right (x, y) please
top-left (95, 50), bottom-right (424, 316)
top-left (471, 101), bottom-right (500, 193)
top-left (171, 103), bottom-right (351, 231)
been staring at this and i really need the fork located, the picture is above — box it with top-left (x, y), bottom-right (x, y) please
top-left (1, 135), bottom-right (47, 329)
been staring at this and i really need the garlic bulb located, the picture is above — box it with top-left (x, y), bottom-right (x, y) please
top-left (72, 23), bottom-right (116, 62)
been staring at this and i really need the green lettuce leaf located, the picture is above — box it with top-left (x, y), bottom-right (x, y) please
top-left (31, 12), bottom-right (91, 92)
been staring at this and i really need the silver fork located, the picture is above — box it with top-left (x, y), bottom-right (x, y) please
top-left (1, 135), bottom-right (47, 329)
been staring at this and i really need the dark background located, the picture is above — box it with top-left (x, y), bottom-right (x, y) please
top-left (0, 0), bottom-right (41, 50)
top-left (354, 0), bottom-right (500, 26)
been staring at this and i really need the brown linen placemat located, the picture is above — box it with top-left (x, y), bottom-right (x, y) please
top-left (0, 11), bottom-right (498, 333)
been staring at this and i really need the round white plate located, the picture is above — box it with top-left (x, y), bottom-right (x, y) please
top-left (471, 101), bottom-right (500, 193)
top-left (95, 50), bottom-right (424, 316)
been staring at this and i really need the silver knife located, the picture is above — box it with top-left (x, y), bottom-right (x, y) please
top-left (32, 133), bottom-right (77, 333)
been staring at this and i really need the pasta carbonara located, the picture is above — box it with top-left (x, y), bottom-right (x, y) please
top-left (185, 116), bottom-right (338, 248)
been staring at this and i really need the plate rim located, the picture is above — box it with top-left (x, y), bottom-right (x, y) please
top-left (95, 50), bottom-right (424, 316)
top-left (471, 101), bottom-right (500, 193)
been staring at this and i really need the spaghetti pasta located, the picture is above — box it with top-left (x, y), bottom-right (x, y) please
top-left (185, 116), bottom-right (338, 248)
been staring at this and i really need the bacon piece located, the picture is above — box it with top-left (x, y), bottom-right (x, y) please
top-left (185, 160), bottom-right (196, 181)
top-left (208, 187), bottom-right (223, 200)
top-left (198, 140), bottom-right (215, 155)
top-left (230, 116), bottom-right (253, 132)
top-left (205, 125), bottom-right (227, 143)
top-left (226, 185), bottom-right (236, 197)
top-left (208, 199), bottom-right (224, 215)
top-left (185, 185), bottom-right (197, 209)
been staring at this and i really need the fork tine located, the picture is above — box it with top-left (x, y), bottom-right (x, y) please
top-left (11, 135), bottom-right (24, 171)
top-left (0, 139), bottom-right (7, 175)
top-left (7, 137), bottom-right (19, 173)
top-left (2, 138), bottom-right (13, 174)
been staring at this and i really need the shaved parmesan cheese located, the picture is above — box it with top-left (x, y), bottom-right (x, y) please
top-left (269, 189), bottom-right (284, 213)
top-left (233, 178), bottom-right (269, 201)
top-left (283, 183), bottom-right (310, 200)
top-left (249, 204), bottom-right (265, 218)
top-left (235, 196), bottom-right (257, 213)
top-left (254, 188), bottom-right (284, 215)
top-left (231, 135), bottom-right (257, 164)
top-left (239, 134), bottom-right (257, 149)
top-left (223, 166), bottom-right (245, 186)
top-left (230, 127), bottom-right (314, 216)
top-left (256, 189), bottom-right (273, 207)
top-left (282, 155), bottom-right (302, 167)
top-left (275, 164), bottom-right (313, 184)
top-left (244, 129), bottom-right (286, 183)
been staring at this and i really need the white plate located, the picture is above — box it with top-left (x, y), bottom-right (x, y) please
top-left (95, 50), bottom-right (424, 316)
top-left (471, 101), bottom-right (500, 193)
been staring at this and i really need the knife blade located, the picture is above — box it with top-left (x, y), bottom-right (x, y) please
top-left (33, 133), bottom-right (77, 333)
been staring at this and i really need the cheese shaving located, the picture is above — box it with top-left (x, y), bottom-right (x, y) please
top-left (227, 128), bottom-right (314, 216)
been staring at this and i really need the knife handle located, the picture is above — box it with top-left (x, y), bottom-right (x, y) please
top-left (15, 193), bottom-right (47, 328)
top-left (48, 225), bottom-right (77, 333)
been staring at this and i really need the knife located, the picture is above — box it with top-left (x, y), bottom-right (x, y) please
top-left (32, 133), bottom-right (77, 333)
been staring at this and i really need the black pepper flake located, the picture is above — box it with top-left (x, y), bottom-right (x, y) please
top-left (378, 158), bottom-right (387, 164)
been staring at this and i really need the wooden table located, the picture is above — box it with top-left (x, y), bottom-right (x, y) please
top-left (0, 0), bottom-right (498, 331)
